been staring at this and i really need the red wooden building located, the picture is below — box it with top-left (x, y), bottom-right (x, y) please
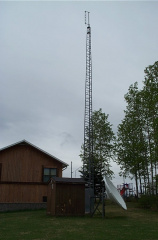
top-left (0, 140), bottom-right (68, 210)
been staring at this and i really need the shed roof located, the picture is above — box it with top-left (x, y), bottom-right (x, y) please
top-left (52, 177), bottom-right (85, 184)
top-left (0, 140), bottom-right (68, 169)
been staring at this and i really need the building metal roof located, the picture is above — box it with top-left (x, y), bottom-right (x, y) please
top-left (51, 177), bottom-right (85, 184)
top-left (0, 139), bottom-right (68, 169)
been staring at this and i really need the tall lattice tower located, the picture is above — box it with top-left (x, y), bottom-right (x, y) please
top-left (83, 11), bottom-right (94, 190)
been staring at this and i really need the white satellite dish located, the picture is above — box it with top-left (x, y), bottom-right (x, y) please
top-left (104, 176), bottom-right (127, 210)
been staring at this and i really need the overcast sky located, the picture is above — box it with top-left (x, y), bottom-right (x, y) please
top-left (1, 1), bottom-right (158, 187)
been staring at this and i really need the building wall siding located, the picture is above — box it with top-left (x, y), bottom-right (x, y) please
top-left (0, 144), bottom-right (62, 183)
top-left (0, 142), bottom-right (66, 207)
top-left (47, 181), bottom-right (85, 216)
top-left (0, 183), bottom-right (48, 203)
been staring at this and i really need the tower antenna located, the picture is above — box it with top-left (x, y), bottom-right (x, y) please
top-left (85, 11), bottom-right (90, 25)
top-left (83, 11), bottom-right (105, 218)
top-left (83, 11), bottom-right (94, 214)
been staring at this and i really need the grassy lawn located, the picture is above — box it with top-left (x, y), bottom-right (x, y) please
top-left (0, 202), bottom-right (158, 240)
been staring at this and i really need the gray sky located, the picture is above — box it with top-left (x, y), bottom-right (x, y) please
top-left (1, 1), bottom-right (158, 186)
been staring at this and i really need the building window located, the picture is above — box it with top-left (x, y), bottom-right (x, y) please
top-left (43, 168), bottom-right (57, 182)
top-left (43, 196), bottom-right (47, 202)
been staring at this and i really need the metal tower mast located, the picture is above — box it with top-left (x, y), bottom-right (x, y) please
top-left (83, 11), bottom-right (94, 189)
top-left (83, 12), bottom-right (105, 218)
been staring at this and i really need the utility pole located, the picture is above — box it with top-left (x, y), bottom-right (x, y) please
top-left (71, 161), bottom-right (72, 178)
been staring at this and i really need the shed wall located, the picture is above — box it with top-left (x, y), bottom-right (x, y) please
top-left (47, 182), bottom-right (56, 215)
top-left (47, 182), bottom-right (85, 216)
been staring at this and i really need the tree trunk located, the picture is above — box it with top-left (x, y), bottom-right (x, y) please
top-left (135, 172), bottom-right (138, 197)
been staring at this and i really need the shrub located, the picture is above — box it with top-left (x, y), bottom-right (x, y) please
top-left (138, 195), bottom-right (158, 210)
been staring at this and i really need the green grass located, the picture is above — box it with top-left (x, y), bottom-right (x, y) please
top-left (0, 202), bottom-right (158, 240)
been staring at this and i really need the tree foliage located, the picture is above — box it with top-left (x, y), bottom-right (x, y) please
top-left (116, 61), bottom-right (158, 195)
top-left (80, 108), bottom-right (115, 194)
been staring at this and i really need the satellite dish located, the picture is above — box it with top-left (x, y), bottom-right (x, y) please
top-left (104, 176), bottom-right (127, 210)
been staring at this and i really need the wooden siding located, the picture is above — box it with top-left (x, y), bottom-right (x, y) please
top-left (0, 183), bottom-right (48, 203)
top-left (47, 181), bottom-right (56, 215)
top-left (0, 163), bottom-right (2, 181)
top-left (47, 181), bottom-right (85, 216)
top-left (0, 144), bottom-right (62, 183)
top-left (56, 183), bottom-right (85, 216)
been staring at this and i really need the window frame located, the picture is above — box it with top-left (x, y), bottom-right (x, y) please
top-left (43, 167), bottom-right (57, 183)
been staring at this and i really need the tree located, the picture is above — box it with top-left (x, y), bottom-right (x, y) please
top-left (116, 83), bottom-right (147, 195)
top-left (141, 62), bottom-right (158, 193)
top-left (116, 61), bottom-right (158, 195)
top-left (80, 108), bottom-right (115, 195)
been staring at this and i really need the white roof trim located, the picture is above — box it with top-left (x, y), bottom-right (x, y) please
top-left (0, 139), bottom-right (69, 169)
